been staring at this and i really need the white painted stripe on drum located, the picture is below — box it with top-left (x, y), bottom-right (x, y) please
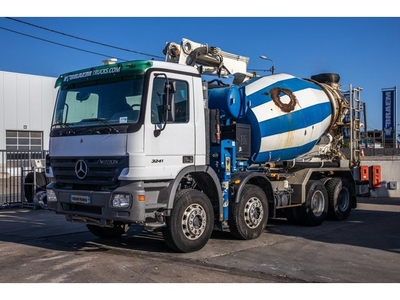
top-left (251, 88), bottom-right (330, 123)
top-left (245, 73), bottom-right (295, 95)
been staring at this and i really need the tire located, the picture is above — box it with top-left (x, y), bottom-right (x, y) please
top-left (325, 178), bottom-right (352, 221)
top-left (162, 189), bottom-right (214, 253)
top-left (24, 172), bottom-right (48, 202)
top-left (297, 180), bottom-right (328, 226)
top-left (228, 184), bottom-right (269, 240)
top-left (86, 223), bottom-right (129, 239)
top-left (311, 73), bottom-right (340, 84)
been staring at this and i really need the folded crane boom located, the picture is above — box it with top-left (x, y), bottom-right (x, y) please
top-left (164, 38), bottom-right (255, 84)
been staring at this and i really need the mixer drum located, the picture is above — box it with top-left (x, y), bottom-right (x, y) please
top-left (242, 73), bottom-right (333, 162)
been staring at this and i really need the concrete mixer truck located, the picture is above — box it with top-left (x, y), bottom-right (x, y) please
top-left (46, 38), bottom-right (365, 253)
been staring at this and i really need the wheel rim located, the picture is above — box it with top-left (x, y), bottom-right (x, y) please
top-left (244, 197), bottom-right (264, 229)
top-left (311, 190), bottom-right (325, 217)
top-left (181, 203), bottom-right (207, 240)
top-left (337, 188), bottom-right (350, 212)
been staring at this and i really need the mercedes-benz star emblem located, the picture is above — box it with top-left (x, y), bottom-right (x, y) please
top-left (75, 160), bottom-right (88, 179)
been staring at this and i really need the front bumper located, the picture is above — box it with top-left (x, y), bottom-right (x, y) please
top-left (46, 181), bottom-right (146, 225)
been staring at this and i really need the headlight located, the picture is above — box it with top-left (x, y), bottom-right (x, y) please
top-left (46, 189), bottom-right (58, 202)
top-left (111, 194), bottom-right (132, 208)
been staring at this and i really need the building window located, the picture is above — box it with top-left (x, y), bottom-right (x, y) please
top-left (6, 130), bottom-right (43, 152)
top-left (5, 130), bottom-right (44, 164)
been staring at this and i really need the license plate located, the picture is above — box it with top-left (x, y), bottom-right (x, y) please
top-left (70, 195), bottom-right (91, 204)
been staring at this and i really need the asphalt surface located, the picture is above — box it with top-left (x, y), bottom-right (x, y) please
top-left (1, 196), bottom-right (399, 293)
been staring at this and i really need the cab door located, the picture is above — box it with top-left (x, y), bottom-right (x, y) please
top-left (143, 72), bottom-right (195, 180)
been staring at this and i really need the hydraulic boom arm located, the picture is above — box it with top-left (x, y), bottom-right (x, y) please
top-left (163, 38), bottom-right (256, 84)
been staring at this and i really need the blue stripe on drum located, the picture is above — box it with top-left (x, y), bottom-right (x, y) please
top-left (245, 77), bottom-right (322, 108)
top-left (258, 102), bottom-right (332, 137)
top-left (253, 139), bottom-right (318, 162)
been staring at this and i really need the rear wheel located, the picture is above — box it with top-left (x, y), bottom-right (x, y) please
top-left (228, 184), bottom-right (269, 240)
top-left (297, 180), bottom-right (328, 226)
top-left (86, 223), bottom-right (129, 239)
top-left (162, 189), bottom-right (214, 253)
top-left (325, 178), bottom-right (352, 221)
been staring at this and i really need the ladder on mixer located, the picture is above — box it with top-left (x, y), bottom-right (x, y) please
top-left (349, 85), bottom-right (363, 166)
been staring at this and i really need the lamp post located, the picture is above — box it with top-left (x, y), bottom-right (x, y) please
top-left (259, 55), bottom-right (275, 74)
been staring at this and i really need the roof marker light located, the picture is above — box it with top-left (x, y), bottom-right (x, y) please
top-left (102, 58), bottom-right (117, 65)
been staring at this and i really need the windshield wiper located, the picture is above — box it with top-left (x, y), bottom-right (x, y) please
top-left (80, 118), bottom-right (119, 133)
top-left (51, 122), bottom-right (76, 135)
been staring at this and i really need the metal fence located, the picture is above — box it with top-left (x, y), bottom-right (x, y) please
top-left (1, 146), bottom-right (399, 209)
top-left (0, 150), bottom-right (48, 208)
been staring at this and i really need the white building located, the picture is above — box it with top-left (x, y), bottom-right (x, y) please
top-left (0, 70), bottom-right (58, 152)
top-left (0, 71), bottom-right (58, 177)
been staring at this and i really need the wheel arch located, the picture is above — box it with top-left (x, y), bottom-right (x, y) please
top-left (163, 165), bottom-right (223, 219)
top-left (231, 172), bottom-right (274, 217)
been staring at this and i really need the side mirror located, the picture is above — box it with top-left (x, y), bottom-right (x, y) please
top-left (164, 80), bottom-right (176, 94)
top-left (163, 81), bottom-right (176, 123)
top-left (153, 73), bottom-right (176, 135)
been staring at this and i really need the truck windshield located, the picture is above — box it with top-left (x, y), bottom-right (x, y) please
top-left (52, 77), bottom-right (144, 128)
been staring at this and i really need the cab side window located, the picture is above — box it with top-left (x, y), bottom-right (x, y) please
top-left (174, 81), bottom-right (189, 123)
top-left (151, 78), bottom-right (189, 124)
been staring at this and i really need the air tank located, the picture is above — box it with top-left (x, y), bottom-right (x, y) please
top-left (208, 73), bottom-right (347, 163)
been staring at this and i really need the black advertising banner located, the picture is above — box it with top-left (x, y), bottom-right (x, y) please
top-left (382, 89), bottom-right (396, 138)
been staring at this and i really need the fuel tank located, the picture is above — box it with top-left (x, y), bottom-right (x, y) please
top-left (208, 73), bottom-right (346, 163)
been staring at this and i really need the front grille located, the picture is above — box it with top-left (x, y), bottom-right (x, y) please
top-left (61, 203), bottom-right (102, 215)
top-left (50, 155), bottom-right (128, 187)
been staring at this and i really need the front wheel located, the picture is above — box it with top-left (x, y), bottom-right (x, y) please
top-left (162, 189), bottom-right (214, 253)
top-left (228, 184), bottom-right (269, 240)
top-left (297, 180), bottom-right (328, 226)
top-left (86, 223), bottom-right (129, 239)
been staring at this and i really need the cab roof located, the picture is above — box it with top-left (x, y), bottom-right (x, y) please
top-left (55, 59), bottom-right (199, 88)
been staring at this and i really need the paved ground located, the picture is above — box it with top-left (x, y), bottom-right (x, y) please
top-left (0, 196), bottom-right (399, 295)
